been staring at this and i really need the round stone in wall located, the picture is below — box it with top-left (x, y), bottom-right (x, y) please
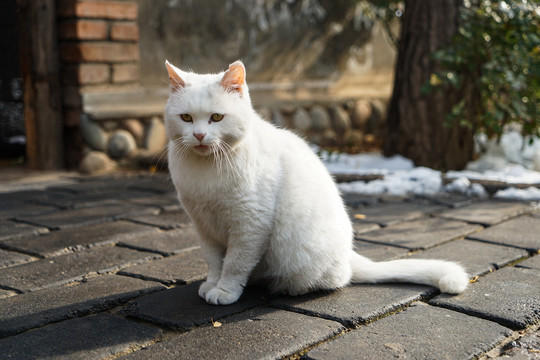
top-left (292, 108), bottom-right (312, 134)
top-left (351, 99), bottom-right (372, 130)
top-left (107, 129), bottom-right (137, 159)
top-left (309, 105), bottom-right (331, 132)
top-left (272, 109), bottom-right (288, 128)
top-left (80, 115), bottom-right (108, 151)
top-left (145, 116), bottom-right (168, 154)
top-left (123, 118), bottom-right (145, 144)
top-left (330, 106), bottom-right (351, 136)
top-left (79, 151), bottom-right (116, 174)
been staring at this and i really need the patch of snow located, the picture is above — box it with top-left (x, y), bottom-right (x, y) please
top-left (319, 151), bottom-right (414, 175)
top-left (494, 187), bottom-right (540, 201)
top-left (444, 177), bottom-right (488, 198)
top-left (316, 131), bottom-right (540, 200)
top-left (447, 164), bottom-right (540, 184)
top-left (338, 166), bottom-right (441, 197)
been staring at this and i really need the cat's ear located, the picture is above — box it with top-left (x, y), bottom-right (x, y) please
top-left (220, 61), bottom-right (246, 95)
top-left (165, 60), bottom-right (185, 92)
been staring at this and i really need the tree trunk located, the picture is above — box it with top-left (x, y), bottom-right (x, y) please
top-left (384, 0), bottom-right (475, 171)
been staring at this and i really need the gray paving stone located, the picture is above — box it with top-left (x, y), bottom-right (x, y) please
top-left (15, 203), bottom-right (160, 230)
top-left (124, 209), bottom-right (191, 230)
top-left (466, 216), bottom-right (540, 252)
top-left (0, 313), bottom-right (163, 360)
top-left (0, 289), bottom-right (16, 299)
top-left (351, 220), bottom-right (380, 235)
top-left (117, 226), bottom-right (200, 256)
top-left (406, 239), bottom-right (528, 277)
top-left (0, 220), bottom-right (49, 241)
top-left (437, 201), bottom-right (533, 226)
top-left (271, 283), bottom-right (435, 327)
top-left (119, 248), bottom-right (206, 285)
top-left (430, 266), bottom-right (540, 329)
top-left (416, 193), bottom-right (474, 208)
top-left (349, 202), bottom-right (444, 227)
top-left (0, 202), bottom-right (58, 220)
top-left (0, 246), bottom-right (161, 292)
top-left (0, 274), bottom-right (165, 337)
top-left (496, 328), bottom-right (540, 359)
top-left (124, 281), bottom-right (268, 331)
top-left (516, 254), bottom-right (540, 270)
top-left (47, 177), bottom-right (152, 194)
top-left (36, 190), bottom-right (154, 209)
top-left (354, 240), bottom-right (409, 261)
top-left (0, 189), bottom-right (63, 204)
top-left (126, 176), bottom-right (176, 194)
top-left (121, 307), bottom-right (344, 360)
top-left (343, 194), bottom-right (380, 207)
top-left (1, 221), bottom-right (159, 257)
top-left (128, 193), bottom-right (181, 212)
top-left (0, 249), bottom-right (37, 269)
top-left (357, 217), bottom-right (482, 250)
top-left (305, 302), bottom-right (512, 360)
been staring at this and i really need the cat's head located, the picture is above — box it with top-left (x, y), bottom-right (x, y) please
top-left (164, 61), bottom-right (254, 157)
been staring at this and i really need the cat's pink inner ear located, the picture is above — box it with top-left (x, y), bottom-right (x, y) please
top-left (220, 61), bottom-right (246, 94)
top-left (165, 61), bottom-right (185, 92)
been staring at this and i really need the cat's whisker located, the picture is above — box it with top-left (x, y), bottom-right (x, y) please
top-left (151, 141), bottom-right (172, 171)
top-left (215, 140), bottom-right (235, 178)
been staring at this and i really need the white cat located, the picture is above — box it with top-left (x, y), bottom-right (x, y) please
top-left (164, 60), bottom-right (469, 305)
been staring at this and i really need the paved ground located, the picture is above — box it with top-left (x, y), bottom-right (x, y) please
top-left (0, 171), bottom-right (539, 359)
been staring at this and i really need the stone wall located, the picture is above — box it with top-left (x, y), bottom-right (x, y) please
top-left (76, 97), bottom-right (387, 173)
top-left (138, 0), bottom-right (396, 84)
top-left (56, 0), bottom-right (395, 173)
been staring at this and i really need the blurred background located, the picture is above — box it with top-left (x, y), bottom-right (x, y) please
top-left (1, 0), bottom-right (538, 175)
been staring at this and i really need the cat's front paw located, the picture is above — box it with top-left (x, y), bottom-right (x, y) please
top-left (198, 281), bottom-right (217, 299)
top-left (205, 286), bottom-right (242, 305)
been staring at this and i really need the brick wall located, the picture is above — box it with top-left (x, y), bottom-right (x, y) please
top-left (57, 0), bottom-right (139, 86)
top-left (56, 0), bottom-right (140, 166)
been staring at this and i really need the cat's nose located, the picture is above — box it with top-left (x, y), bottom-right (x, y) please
top-left (193, 133), bottom-right (206, 142)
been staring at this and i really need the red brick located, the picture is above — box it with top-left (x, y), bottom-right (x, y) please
top-left (62, 64), bottom-right (110, 84)
top-left (60, 42), bottom-right (140, 63)
top-left (111, 63), bottom-right (139, 83)
top-left (57, 1), bottom-right (138, 20)
top-left (110, 22), bottom-right (139, 41)
top-left (58, 20), bottom-right (108, 40)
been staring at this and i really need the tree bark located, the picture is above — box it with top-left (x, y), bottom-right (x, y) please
top-left (384, 0), bottom-right (475, 171)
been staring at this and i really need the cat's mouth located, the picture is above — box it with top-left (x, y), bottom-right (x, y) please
top-left (193, 144), bottom-right (211, 154)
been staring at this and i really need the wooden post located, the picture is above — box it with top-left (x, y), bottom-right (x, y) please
top-left (17, 0), bottom-right (64, 169)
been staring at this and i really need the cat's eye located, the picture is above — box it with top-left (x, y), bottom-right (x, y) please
top-left (180, 114), bottom-right (193, 122)
top-left (211, 113), bottom-right (224, 122)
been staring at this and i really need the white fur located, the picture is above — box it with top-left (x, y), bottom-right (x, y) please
top-left (164, 61), bottom-right (469, 305)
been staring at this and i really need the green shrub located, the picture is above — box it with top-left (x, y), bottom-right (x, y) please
top-left (427, 0), bottom-right (540, 139)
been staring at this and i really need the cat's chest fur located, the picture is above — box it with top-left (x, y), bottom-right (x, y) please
top-left (169, 140), bottom-right (280, 245)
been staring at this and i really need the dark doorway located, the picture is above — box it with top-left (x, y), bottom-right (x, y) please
top-left (0, 0), bottom-right (25, 162)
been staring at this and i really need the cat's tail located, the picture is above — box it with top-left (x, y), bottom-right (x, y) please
top-left (349, 252), bottom-right (469, 294)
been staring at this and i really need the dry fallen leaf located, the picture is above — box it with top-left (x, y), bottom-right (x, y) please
top-left (211, 319), bottom-right (222, 328)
